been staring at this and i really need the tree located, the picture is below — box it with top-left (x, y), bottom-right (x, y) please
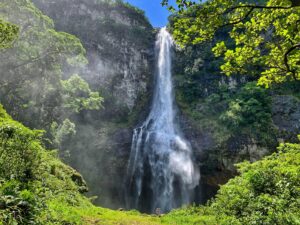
top-left (0, 19), bottom-right (18, 49)
top-left (164, 0), bottom-right (300, 87)
top-left (0, 0), bottom-right (93, 129)
top-left (61, 74), bottom-right (103, 114)
top-left (0, 0), bottom-right (104, 156)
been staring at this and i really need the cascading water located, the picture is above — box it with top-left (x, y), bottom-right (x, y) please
top-left (125, 27), bottom-right (200, 213)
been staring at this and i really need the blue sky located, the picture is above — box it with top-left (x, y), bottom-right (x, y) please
top-left (125, 0), bottom-right (176, 27)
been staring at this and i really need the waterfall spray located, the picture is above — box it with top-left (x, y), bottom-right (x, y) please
top-left (125, 27), bottom-right (200, 213)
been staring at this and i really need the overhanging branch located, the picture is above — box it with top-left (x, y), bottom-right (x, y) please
top-left (216, 3), bottom-right (295, 30)
top-left (284, 43), bottom-right (300, 80)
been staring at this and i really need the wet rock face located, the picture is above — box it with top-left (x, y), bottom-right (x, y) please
top-left (272, 95), bottom-right (300, 133)
top-left (179, 115), bottom-right (215, 162)
top-left (180, 113), bottom-right (272, 203)
top-left (179, 92), bottom-right (300, 204)
top-left (32, 0), bottom-right (155, 112)
top-left (112, 128), bottom-right (133, 157)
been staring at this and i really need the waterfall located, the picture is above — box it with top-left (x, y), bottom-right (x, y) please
top-left (125, 27), bottom-right (200, 213)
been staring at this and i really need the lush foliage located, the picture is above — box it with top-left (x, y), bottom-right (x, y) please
top-left (0, 105), bottom-right (163, 225)
top-left (0, 19), bottom-right (19, 49)
top-left (50, 118), bottom-right (76, 149)
top-left (165, 0), bottom-right (300, 87)
top-left (0, 0), bottom-right (102, 147)
top-left (1, 97), bottom-right (299, 224)
top-left (173, 40), bottom-right (275, 145)
top-left (177, 81), bottom-right (275, 149)
top-left (0, 0), bottom-right (299, 224)
top-left (168, 1), bottom-right (300, 223)
top-left (219, 82), bottom-right (272, 136)
top-left (61, 75), bottom-right (103, 114)
top-left (163, 139), bottom-right (300, 224)
top-left (0, 0), bottom-right (156, 210)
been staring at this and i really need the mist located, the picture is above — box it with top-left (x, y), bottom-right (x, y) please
top-left (0, 0), bottom-right (155, 209)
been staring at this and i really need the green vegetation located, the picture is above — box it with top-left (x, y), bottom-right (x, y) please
top-left (30, 0), bottom-right (155, 208)
top-left (0, 0), bottom-right (102, 146)
top-left (0, 0), bottom-right (300, 224)
top-left (1, 102), bottom-right (299, 224)
top-left (61, 75), bottom-right (103, 114)
top-left (166, 0), bottom-right (300, 223)
top-left (0, 104), bottom-right (161, 224)
top-left (165, 0), bottom-right (300, 87)
top-left (0, 19), bottom-right (19, 49)
top-left (162, 139), bottom-right (300, 224)
top-left (219, 82), bottom-right (272, 141)
top-left (175, 80), bottom-right (276, 155)
top-left (168, 0), bottom-right (299, 179)
top-left (173, 33), bottom-right (275, 147)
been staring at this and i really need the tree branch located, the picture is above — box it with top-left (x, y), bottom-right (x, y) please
top-left (220, 7), bottom-right (255, 28)
top-left (12, 49), bottom-right (61, 69)
top-left (224, 4), bottom-right (293, 13)
top-left (216, 3), bottom-right (295, 30)
top-left (284, 43), bottom-right (300, 80)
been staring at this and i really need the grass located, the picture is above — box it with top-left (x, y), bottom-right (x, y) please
top-left (47, 197), bottom-right (162, 225)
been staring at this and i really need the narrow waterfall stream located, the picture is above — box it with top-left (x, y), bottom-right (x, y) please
top-left (125, 28), bottom-right (200, 213)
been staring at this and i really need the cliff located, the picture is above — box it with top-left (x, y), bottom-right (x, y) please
top-left (172, 31), bottom-right (300, 201)
top-left (2, 0), bottom-right (156, 209)
top-left (32, 0), bottom-right (155, 111)
top-left (31, 0), bottom-right (156, 208)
